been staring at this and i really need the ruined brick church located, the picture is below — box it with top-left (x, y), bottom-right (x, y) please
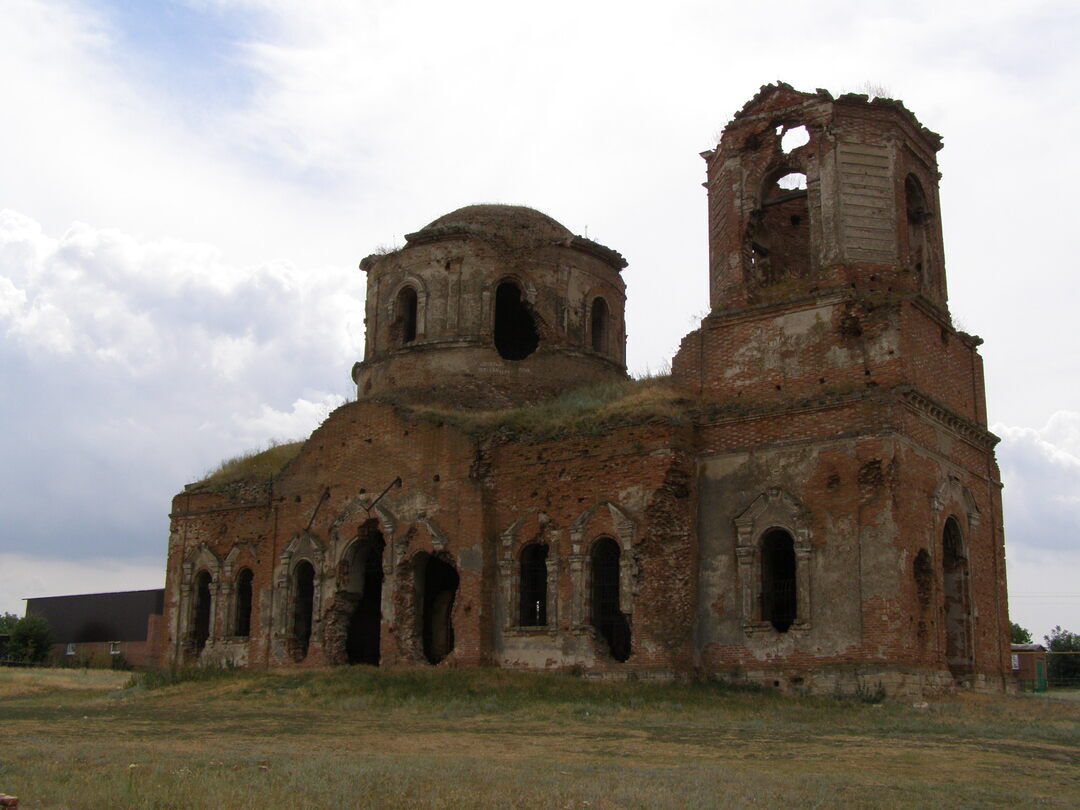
top-left (162, 84), bottom-right (1012, 695)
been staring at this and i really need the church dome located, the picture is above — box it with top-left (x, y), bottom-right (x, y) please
top-left (355, 203), bottom-right (628, 408)
top-left (405, 204), bottom-right (575, 249)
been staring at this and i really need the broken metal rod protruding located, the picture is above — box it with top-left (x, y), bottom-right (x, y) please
top-left (367, 476), bottom-right (402, 514)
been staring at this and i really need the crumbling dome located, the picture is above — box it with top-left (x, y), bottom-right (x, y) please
top-left (353, 204), bottom-right (628, 408)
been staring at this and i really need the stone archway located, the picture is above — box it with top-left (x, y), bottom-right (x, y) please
top-left (324, 519), bottom-right (386, 666)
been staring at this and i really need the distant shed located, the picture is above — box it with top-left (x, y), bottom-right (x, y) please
top-left (1010, 644), bottom-right (1048, 692)
top-left (25, 589), bottom-right (164, 668)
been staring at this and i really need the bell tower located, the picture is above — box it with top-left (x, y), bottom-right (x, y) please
top-left (676, 84), bottom-right (1010, 691)
top-left (703, 83), bottom-right (948, 314)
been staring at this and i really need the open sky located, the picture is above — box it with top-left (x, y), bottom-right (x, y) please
top-left (1, 0), bottom-right (1077, 640)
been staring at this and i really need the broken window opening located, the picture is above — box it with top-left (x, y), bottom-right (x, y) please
top-left (590, 297), bottom-right (608, 354)
top-left (761, 529), bottom-right (797, 633)
top-left (913, 548), bottom-right (932, 610)
top-left (590, 537), bottom-right (630, 662)
top-left (345, 521), bottom-right (386, 665)
top-left (292, 560), bottom-right (315, 659)
top-left (393, 286), bottom-right (418, 345)
top-left (750, 171), bottom-right (810, 285)
top-left (780, 125), bottom-right (810, 154)
top-left (943, 517), bottom-right (972, 679)
top-left (234, 568), bottom-right (253, 637)
top-left (418, 554), bottom-right (459, 664)
top-left (519, 544), bottom-right (548, 626)
top-left (774, 171), bottom-right (807, 192)
top-left (192, 570), bottom-right (212, 652)
top-left (494, 281), bottom-right (539, 361)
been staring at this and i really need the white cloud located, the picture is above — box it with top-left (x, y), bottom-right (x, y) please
top-left (0, 210), bottom-right (361, 561)
top-left (997, 413), bottom-right (1080, 552)
top-left (240, 393), bottom-right (346, 442)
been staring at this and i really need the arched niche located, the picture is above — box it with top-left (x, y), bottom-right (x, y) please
top-left (733, 489), bottom-right (813, 634)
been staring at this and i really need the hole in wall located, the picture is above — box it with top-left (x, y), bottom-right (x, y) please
top-left (776, 172), bottom-right (807, 191)
top-left (780, 125), bottom-right (810, 153)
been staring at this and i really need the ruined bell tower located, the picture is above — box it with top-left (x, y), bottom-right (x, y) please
top-left (674, 83), bottom-right (1009, 692)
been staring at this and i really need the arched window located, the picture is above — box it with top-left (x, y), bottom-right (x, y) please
top-left (292, 561), bottom-right (315, 658)
top-left (590, 537), bottom-right (630, 662)
top-left (234, 568), bottom-right (253, 637)
top-left (192, 570), bottom-right (212, 652)
top-left (905, 174), bottom-right (931, 288)
top-left (590, 297), bottom-right (608, 354)
top-left (394, 286), bottom-right (418, 345)
top-left (761, 529), bottom-right (796, 633)
top-left (494, 281), bottom-right (539, 361)
top-left (519, 544), bottom-right (548, 626)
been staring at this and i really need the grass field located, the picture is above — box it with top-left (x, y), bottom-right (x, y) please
top-left (1, 667), bottom-right (1078, 808)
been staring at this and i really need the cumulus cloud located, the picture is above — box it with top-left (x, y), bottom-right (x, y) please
top-left (996, 412), bottom-right (1080, 552)
top-left (0, 209), bottom-right (362, 563)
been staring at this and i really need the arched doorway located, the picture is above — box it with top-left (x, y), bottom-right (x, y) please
top-left (415, 553), bottom-right (459, 664)
top-left (192, 570), bottom-right (212, 652)
top-left (590, 537), bottom-right (630, 662)
top-left (345, 521), bottom-right (386, 665)
top-left (292, 561), bottom-right (315, 659)
top-left (943, 517), bottom-right (972, 679)
top-left (761, 529), bottom-right (797, 633)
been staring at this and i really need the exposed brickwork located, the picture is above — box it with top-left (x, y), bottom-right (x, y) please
top-left (161, 84), bottom-right (1010, 697)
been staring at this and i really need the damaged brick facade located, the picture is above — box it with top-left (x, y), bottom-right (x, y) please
top-left (162, 84), bottom-right (1011, 696)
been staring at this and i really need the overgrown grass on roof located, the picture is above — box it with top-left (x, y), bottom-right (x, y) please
top-left (402, 375), bottom-right (694, 439)
top-left (194, 439), bottom-right (304, 488)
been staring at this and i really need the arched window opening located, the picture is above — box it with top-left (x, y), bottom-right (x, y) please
top-left (913, 549), bottom-right (932, 610)
top-left (905, 174), bottom-right (932, 289)
top-left (519, 544), bottom-right (548, 626)
top-left (192, 570), bottom-right (212, 652)
top-left (749, 171), bottom-right (810, 285)
top-left (761, 529), bottom-right (797, 633)
top-left (345, 521), bottom-right (386, 666)
top-left (590, 538), bottom-right (630, 662)
top-left (393, 286), bottom-right (418, 345)
top-left (942, 517), bottom-right (972, 678)
top-left (292, 561), bottom-right (315, 659)
top-left (494, 281), bottom-right (539, 361)
top-left (418, 554), bottom-right (459, 664)
top-left (234, 568), bottom-right (253, 637)
top-left (590, 297), bottom-right (608, 354)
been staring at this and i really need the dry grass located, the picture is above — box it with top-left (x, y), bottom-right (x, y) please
top-left (403, 376), bottom-right (694, 440)
top-left (1, 667), bottom-right (1078, 808)
top-left (193, 439), bottom-right (304, 488)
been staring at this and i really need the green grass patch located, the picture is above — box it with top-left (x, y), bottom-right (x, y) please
top-left (398, 376), bottom-right (694, 440)
top-left (191, 439), bottom-right (304, 488)
top-left (2, 667), bottom-right (1079, 808)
